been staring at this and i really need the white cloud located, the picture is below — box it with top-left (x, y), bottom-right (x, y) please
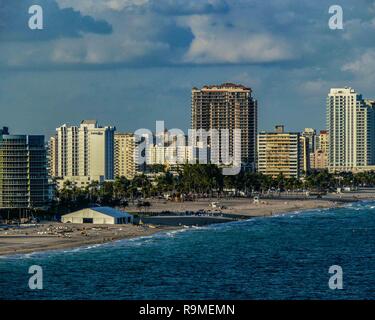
top-left (342, 49), bottom-right (375, 75)
top-left (299, 80), bottom-right (329, 95)
top-left (57, 0), bottom-right (228, 15)
top-left (181, 16), bottom-right (295, 64)
top-left (57, 0), bottom-right (149, 14)
top-left (342, 18), bottom-right (375, 41)
top-left (5, 0), bottom-right (375, 69)
top-left (51, 35), bottom-right (169, 64)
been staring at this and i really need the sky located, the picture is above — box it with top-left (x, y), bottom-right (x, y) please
top-left (1, 0), bottom-right (375, 137)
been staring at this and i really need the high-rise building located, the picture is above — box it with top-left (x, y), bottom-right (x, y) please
top-left (145, 144), bottom-right (194, 166)
top-left (310, 150), bottom-right (328, 170)
top-left (0, 127), bottom-right (8, 135)
top-left (48, 135), bottom-right (58, 178)
top-left (327, 88), bottom-right (375, 171)
top-left (191, 83), bottom-right (257, 169)
top-left (317, 130), bottom-right (329, 153)
top-left (302, 128), bottom-right (317, 153)
top-left (51, 120), bottom-right (115, 188)
top-left (299, 135), bottom-right (310, 173)
top-left (311, 130), bottom-right (329, 170)
top-left (257, 126), bottom-right (302, 178)
top-left (114, 133), bottom-right (136, 180)
top-left (0, 128), bottom-right (49, 209)
top-left (143, 132), bottom-right (194, 168)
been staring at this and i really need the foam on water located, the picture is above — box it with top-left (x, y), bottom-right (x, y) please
top-left (1, 201), bottom-right (374, 299)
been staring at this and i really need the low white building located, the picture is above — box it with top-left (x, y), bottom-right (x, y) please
top-left (61, 207), bottom-right (133, 225)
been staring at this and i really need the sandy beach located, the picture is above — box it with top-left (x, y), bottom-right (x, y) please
top-left (130, 189), bottom-right (375, 217)
top-left (0, 223), bottom-right (179, 257)
top-left (1, 190), bottom-right (374, 257)
top-left (129, 198), bottom-right (339, 217)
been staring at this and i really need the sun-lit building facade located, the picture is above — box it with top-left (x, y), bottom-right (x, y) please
top-left (192, 83), bottom-right (257, 169)
top-left (51, 120), bottom-right (115, 189)
top-left (114, 133), bottom-right (136, 180)
top-left (257, 125), bottom-right (302, 178)
top-left (327, 88), bottom-right (375, 172)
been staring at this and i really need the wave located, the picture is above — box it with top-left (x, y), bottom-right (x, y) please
top-left (3, 200), bottom-right (374, 261)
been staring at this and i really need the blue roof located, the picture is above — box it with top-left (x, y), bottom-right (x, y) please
top-left (90, 207), bottom-right (132, 218)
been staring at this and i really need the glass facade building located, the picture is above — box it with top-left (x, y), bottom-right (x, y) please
top-left (0, 128), bottom-right (49, 209)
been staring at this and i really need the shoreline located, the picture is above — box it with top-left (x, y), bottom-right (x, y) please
top-left (130, 197), bottom-right (342, 218)
top-left (1, 193), bottom-right (373, 258)
top-left (0, 224), bottom-right (181, 257)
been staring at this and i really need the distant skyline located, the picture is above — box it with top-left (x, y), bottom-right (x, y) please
top-left (1, 0), bottom-right (375, 137)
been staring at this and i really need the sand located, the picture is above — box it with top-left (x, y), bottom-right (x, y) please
top-left (1, 190), bottom-right (374, 257)
top-left (128, 198), bottom-right (339, 217)
top-left (0, 223), bottom-right (178, 257)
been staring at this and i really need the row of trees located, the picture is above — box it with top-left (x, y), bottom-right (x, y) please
top-left (54, 164), bottom-right (375, 210)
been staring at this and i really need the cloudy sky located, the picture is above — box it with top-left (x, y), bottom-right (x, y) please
top-left (0, 0), bottom-right (374, 137)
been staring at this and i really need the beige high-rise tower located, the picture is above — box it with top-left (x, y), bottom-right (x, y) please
top-left (114, 133), bottom-right (136, 180)
top-left (257, 125), bottom-right (302, 178)
top-left (191, 83), bottom-right (257, 169)
top-left (310, 130), bottom-right (329, 170)
top-left (48, 135), bottom-right (58, 178)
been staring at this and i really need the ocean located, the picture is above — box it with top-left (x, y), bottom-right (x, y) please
top-left (0, 201), bottom-right (374, 300)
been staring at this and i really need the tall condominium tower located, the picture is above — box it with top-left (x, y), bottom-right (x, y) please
top-left (0, 127), bottom-right (49, 209)
top-left (327, 88), bottom-right (375, 171)
top-left (48, 135), bottom-right (58, 178)
top-left (302, 128), bottom-right (317, 153)
top-left (191, 83), bottom-right (257, 169)
top-left (114, 133), bottom-right (136, 180)
top-left (51, 120), bottom-right (115, 188)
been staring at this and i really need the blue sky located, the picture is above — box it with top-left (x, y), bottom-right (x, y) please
top-left (1, 0), bottom-right (375, 137)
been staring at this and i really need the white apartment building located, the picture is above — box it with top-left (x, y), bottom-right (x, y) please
top-left (145, 144), bottom-right (194, 166)
top-left (51, 120), bottom-right (115, 188)
top-left (135, 131), bottom-right (195, 168)
top-left (327, 88), bottom-right (375, 172)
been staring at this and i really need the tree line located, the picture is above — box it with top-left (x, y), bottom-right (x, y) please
top-left (52, 164), bottom-right (375, 211)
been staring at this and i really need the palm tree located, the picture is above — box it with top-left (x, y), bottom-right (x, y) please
top-left (131, 174), bottom-right (152, 198)
top-left (86, 180), bottom-right (100, 203)
top-left (113, 176), bottom-right (130, 200)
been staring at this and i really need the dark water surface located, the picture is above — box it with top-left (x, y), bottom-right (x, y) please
top-left (0, 201), bottom-right (374, 299)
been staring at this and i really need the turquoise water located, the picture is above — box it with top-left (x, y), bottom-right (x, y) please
top-left (0, 201), bottom-right (374, 300)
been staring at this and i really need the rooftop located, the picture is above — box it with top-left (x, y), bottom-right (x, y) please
top-left (193, 83), bottom-right (251, 91)
top-left (63, 207), bottom-right (132, 218)
top-left (81, 120), bottom-right (98, 125)
top-left (91, 207), bottom-right (132, 218)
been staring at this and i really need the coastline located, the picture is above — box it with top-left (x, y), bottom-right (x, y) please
top-left (0, 224), bottom-right (181, 257)
top-left (1, 193), bottom-right (373, 257)
top-left (130, 198), bottom-right (341, 218)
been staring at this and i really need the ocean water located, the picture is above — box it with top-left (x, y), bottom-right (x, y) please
top-left (0, 201), bottom-right (374, 300)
